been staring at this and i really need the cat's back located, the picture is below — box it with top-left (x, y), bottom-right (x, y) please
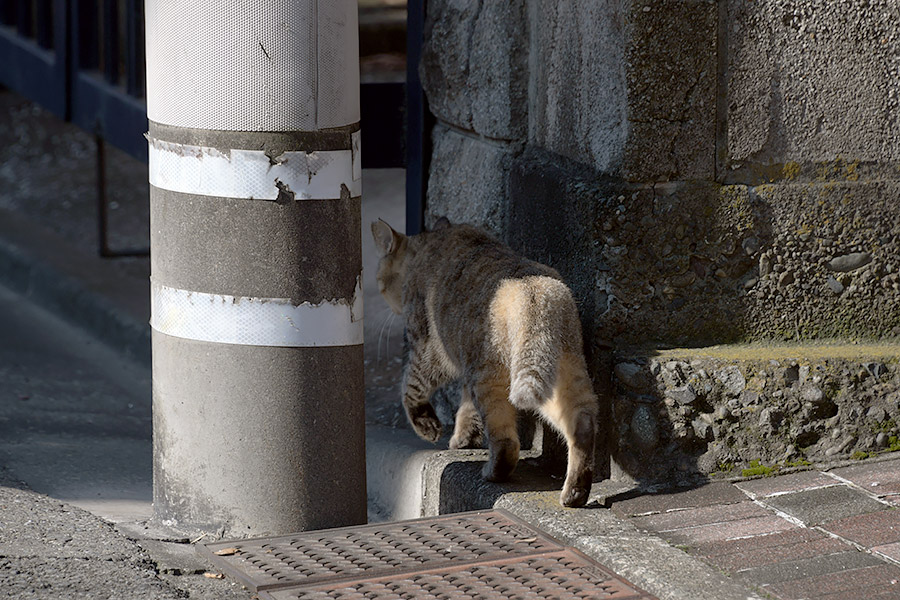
top-left (413, 223), bottom-right (558, 285)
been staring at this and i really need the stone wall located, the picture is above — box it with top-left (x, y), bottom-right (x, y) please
top-left (421, 0), bottom-right (900, 345)
top-left (420, 0), bottom-right (900, 479)
top-left (612, 347), bottom-right (900, 486)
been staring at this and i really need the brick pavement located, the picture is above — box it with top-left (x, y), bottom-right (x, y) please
top-left (610, 457), bottom-right (900, 600)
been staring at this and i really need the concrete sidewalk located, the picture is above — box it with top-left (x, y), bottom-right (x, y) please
top-left (4, 88), bottom-right (900, 600)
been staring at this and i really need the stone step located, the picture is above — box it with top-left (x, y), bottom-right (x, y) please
top-left (610, 342), bottom-right (900, 486)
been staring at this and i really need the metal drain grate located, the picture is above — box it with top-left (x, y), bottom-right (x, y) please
top-left (201, 509), bottom-right (658, 599)
top-left (260, 551), bottom-right (649, 600)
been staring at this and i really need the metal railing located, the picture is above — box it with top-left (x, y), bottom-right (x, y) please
top-left (0, 0), bottom-right (424, 254)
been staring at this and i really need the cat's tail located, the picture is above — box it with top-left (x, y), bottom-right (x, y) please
top-left (507, 278), bottom-right (570, 411)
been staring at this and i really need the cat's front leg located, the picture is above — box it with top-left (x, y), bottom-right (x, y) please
top-left (402, 349), bottom-right (445, 442)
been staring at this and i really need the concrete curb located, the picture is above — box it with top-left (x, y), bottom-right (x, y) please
top-left (405, 449), bottom-right (762, 600)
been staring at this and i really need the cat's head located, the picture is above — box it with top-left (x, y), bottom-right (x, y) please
top-left (371, 219), bottom-right (408, 314)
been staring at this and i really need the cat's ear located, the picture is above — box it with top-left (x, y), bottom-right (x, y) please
top-left (371, 219), bottom-right (403, 256)
top-left (432, 216), bottom-right (452, 231)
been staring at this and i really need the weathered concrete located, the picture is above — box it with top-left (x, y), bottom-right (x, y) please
top-left (150, 188), bottom-right (361, 303)
top-left (425, 123), bottom-right (518, 236)
top-left (152, 332), bottom-right (366, 537)
top-left (527, 0), bottom-right (628, 174)
top-left (588, 179), bottom-right (900, 345)
top-left (623, 0), bottom-right (718, 182)
top-left (725, 0), bottom-right (900, 167)
top-left (421, 0), bottom-right (528, 141)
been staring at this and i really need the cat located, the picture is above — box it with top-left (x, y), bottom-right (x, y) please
top-left (371, 217), bottom-right (599, 508)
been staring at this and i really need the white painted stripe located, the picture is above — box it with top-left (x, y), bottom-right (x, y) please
top-left (150, 279), bottom-right (363, 347)
top-left (148, 138), bottom-right (362, 200)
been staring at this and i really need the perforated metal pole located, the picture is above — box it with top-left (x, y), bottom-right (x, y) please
top-left (145, 1), bottom-right (365, 536)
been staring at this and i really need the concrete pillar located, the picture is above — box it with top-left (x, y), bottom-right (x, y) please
top-left (144, 1), bottom-right (365, 537)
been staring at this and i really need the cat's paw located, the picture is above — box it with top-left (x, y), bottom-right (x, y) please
top-left (449, 430), bottom-right (482, 449)
top-left (408, 404), bottom-right (442, 442)
top-left (560, 471), bottom-right (593, 508)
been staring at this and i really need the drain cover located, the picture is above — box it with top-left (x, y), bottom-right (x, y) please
top-left (201, 509), bottom-right (658, 599)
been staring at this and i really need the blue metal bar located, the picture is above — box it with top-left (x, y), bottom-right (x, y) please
top-left (101, 0), bottom-right (119, 84)
top-left (73, 0), bottom-right (99, 70)
top-left (0, 3), bottom-right (14, 26)
top-left (35, 0), bottom-right (53, 49)
top-left (124, 0), bottom-right (143, 97)
top-left (0, 2), bottom-right (66, 117)
top-left (71, 72), bottom-right (147, 160)
top-left (16, 0), bottom-right (33, 37)
top-left (404, 0), bottom-right (431, 236)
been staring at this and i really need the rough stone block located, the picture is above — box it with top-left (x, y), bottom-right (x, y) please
top-left (726, 0), bottom-right (900, 166)
top-left (506, 147), bottom-right (611, 323)
top-left (425, 123), bottom-right (517, 237)
top-left (591, 179), bottom-right (900, 345)
top-left (608, 346), bottom-right (900, 483)
top-left (527, 0), bottom-right (717, 181)
top-left (622, 0), bottom-right (718, 181)
top-left (527, 0), bottom-right (628, 174)
top-left (421, 0), bottom-right (527, 140)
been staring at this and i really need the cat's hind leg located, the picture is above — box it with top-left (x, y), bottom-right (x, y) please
top-left (473, 372), bottom-right (520, 482)
top-left (539, 352), bottom-right (598, 508)
top-left (449, 386), bottom-right (483, 449)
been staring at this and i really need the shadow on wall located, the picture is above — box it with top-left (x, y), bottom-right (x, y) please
top-left (505, 147), bottom-right (900, 488)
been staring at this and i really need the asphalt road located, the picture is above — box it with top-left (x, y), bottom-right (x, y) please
top-left (0, 282), bottom-right (153, 523)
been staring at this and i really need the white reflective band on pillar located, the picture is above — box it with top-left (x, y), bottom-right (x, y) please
top-left (145, 0), bottom-right (359, 131)
top-left (148, 138), bottom-right (362, 200)
top-left (150, 279), bottom-right (364, 347)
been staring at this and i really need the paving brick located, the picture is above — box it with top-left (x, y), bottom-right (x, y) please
top-left (819, 587), bottom-right (900, 600)
top-left (831, 459), bottom-right (900, 496)
top-left (822, 509), bottom-right (900, 548)
top-left (630, 501), bottom-right (769, 532)
top-left (873, 542), bottom-right (900, 562)
top-left (763, 485), bottom-right (886, 526)
top-left (661, 515), bottom-right (796, 546)
top-left (697, 529), bottom-right (848, 574)
top-left (761, 564), bottom-right (900, 600)
top-left (741, 550), bottom-right (884, 587)
top-left (696, 527), bottom-right (823, 557)
top-left (735, 471), bottom-right (838, 499)
top-left (610, 482), bottom-right (746, 517)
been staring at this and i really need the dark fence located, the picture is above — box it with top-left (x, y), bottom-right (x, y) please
top-left (0, 0), bottom-right (422, 221)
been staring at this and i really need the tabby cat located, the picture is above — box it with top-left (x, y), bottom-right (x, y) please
top-left (371, 218), bottom-right (599, 508)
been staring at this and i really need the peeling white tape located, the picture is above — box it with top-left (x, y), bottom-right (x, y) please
top-left (150, 278), bottom-right (363, 347)
top-left (351, 130), bottom-right (362, 182)
top-left (148, 138), bottom-right (362, 200)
